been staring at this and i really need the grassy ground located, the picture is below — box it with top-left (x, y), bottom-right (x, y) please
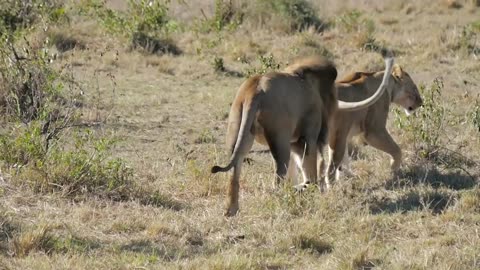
top-left (1, 0), bottom-right (479, 269)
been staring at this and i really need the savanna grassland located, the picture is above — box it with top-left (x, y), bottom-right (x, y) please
top-left (0, 0), bottom-right (479, 269)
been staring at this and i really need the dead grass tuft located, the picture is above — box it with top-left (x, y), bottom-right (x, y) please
top-left (291, 234), bottom-right (333, 255)
top-left (351, 248), bottom-right (379, 270)
top-left (455, 190), bottom-right (480, 212)
top-left (10, 224), bottom-right (54, 257)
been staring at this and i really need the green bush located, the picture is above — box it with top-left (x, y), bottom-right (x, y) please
top-left (393, 78), bottom-right (447, 159)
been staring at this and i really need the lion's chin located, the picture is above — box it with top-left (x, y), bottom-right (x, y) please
top-left (404, 108), bottom-right (413, 116)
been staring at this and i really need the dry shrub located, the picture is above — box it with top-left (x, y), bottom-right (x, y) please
top-left (0, 38), bottom-right (69, 124)
top-left (245, 0), bottom-right (327, 33)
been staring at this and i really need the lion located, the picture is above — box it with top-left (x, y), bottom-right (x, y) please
top-left (211, 54), bottom-right (394, 216)
top-left (320, 63), bottom-right (423, 188)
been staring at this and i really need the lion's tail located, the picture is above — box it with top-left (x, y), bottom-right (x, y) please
top-left (211, 93), bottom-right (262, 174)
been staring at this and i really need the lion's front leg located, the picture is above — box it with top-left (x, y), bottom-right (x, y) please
top-left (364, 129), bottom-right (402, 171)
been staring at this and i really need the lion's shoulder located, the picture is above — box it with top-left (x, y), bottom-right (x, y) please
top-left (338, 72), bottom-right (375, 84)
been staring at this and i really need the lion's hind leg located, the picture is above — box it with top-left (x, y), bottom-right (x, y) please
top-left (325, 130), bottom-right (348, 190)
top-left (286, 154), bottom-right (299, 184)
top-left (290, 151), bottom-right (309, 191)
top-left (337, 141), bottom-right (355, 179)
top-left (264, 131), bottom-right (291, 188)
top-left (291, 136), bottom-right (319, 192)
top-left (225, 132), bottom-right (255, 217)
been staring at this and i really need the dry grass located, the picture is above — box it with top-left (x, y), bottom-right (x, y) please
top-left (0, 0), bottom-right (479, 269)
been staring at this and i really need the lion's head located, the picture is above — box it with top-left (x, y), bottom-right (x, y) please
top-left (391, 64), bottom-right (423, 116)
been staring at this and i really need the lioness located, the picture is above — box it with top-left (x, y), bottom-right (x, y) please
top-left (211, 54), bottom-right (394, 216)
top-left (323, 64), bottom-right (423, 187)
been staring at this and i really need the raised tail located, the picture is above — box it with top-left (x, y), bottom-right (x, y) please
top-left (337, 50), bottom-right (395, 111)
top-left (211, 93), bottom-right (262, 174)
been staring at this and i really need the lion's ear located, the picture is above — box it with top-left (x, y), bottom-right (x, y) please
top-left (292, 68), bottom-right (305, 79)
top-left (294, 70), bottom-right (303, 78)
top-left (392, 64), bottom-right (403, 80)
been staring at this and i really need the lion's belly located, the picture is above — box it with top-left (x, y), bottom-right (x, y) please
top-left (254, 132), bottom-right (300, 146)
top-left (252, 116), bottom-right (300, 146)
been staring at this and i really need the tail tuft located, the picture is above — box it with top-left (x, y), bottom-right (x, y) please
top-left (380, 48), bottom-right (394, 59)
top-left (211, 166), bottom-right (223, 174)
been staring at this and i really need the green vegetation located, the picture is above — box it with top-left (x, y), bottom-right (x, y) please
top-left (82, 0), bottom-right (181, 54)
top-left (212, 56), bottom-right (226, 73)
top-left (394, 78), bottom-right (447, 159)
top-left (196, 0), bottom-right (243, 33)
top-left (0, 127), bottom-right (134, 199)
top-left (244, 53), bottom-right (281, 76)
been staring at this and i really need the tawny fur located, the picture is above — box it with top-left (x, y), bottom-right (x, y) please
top-left (211, 55), bottom-right (394, 217)
top-left (321, 64), bottom-right (423, 188)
